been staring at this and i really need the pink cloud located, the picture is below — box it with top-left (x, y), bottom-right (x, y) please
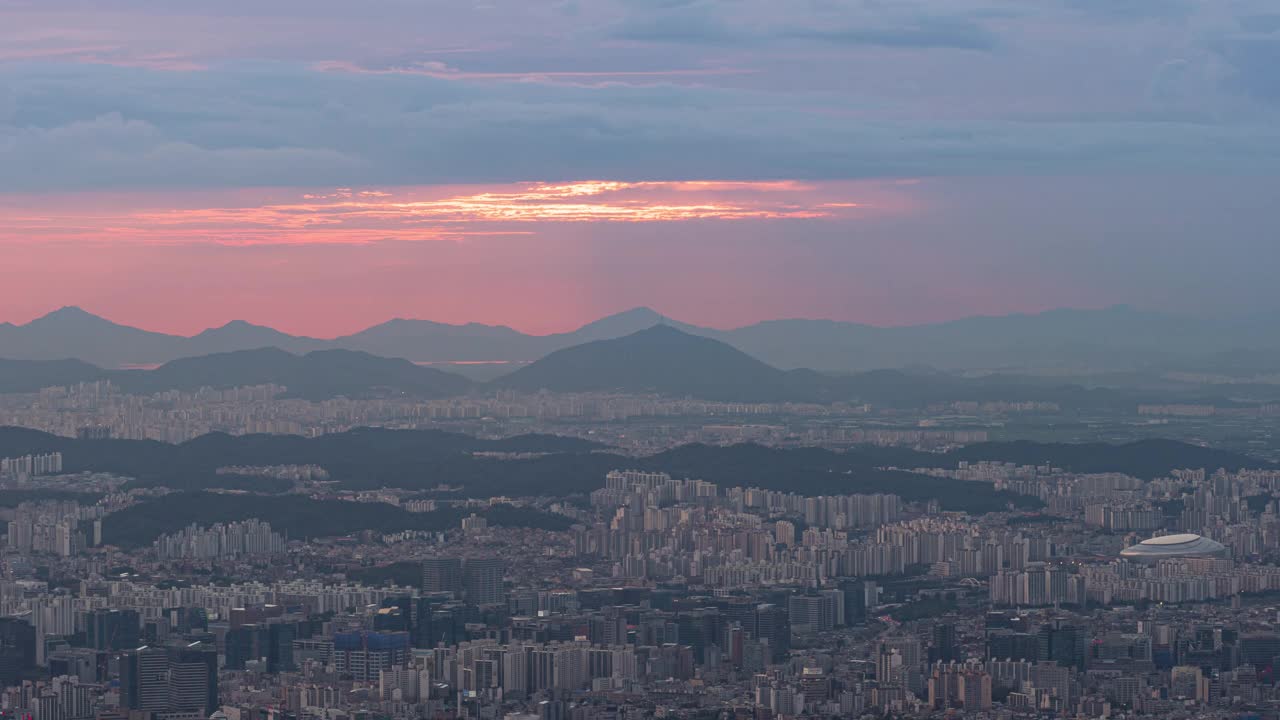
top-left (0, 179), bottom-right (921, 336)
top-left (0, 180), bottom-right (886, 247)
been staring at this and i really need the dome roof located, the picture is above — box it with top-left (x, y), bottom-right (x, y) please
top-left (1120, 533), bottom-right (1227, 561)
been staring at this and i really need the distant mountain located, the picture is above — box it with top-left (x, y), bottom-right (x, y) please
top-left (0, 349), bottom-right (473, 400)
top-left (331, 306), bottom-right (699, 362)
top-left (494, 326), bottom-right (1252, 408)
top-left (493, 325), bottom-right (822, 401)
top-left (2, 304), bottom-right (1278, 373)
top-left (559, 306), bottom-right (701, 343)
top-left (0, 306), bottom-right (700, 367)
top-left (336, 318), bottom-right (536, 361)
top-left (721, 306), bottom-right (1258, 370)
top-left (184, 321), bottom-right (326, 357)
top-left (0, 306), bottom-right (186, 367)
top-left (128, 348), bottom-right (474, 400)
top-left (0, 326), bottom-right (1256, 407)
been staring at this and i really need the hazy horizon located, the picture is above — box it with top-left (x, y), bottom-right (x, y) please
top-left (0, 300), bottom-right (1248, 340)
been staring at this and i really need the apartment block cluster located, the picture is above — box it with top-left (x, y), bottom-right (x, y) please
top-left (577, 478), bottom-right (1062, 591)
top-left (0, 381), bottom-right (876, 446)
top-left (153, 520), bottom-right (289, 560)
top-left (6, 500), bottom-right (105, 557)
top-left (0, 452), bottom-right (64, 480)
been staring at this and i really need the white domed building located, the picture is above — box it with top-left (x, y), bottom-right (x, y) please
top-left (1120, 533), bottom-right (1228, 562)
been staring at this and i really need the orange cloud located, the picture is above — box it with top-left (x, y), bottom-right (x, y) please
top-left (0, 180), bottom-right (877, 247)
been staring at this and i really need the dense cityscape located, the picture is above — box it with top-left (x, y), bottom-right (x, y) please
top-left (5, 0), bottom-right (1279, 716)
top-left (3, 344), bottom-right (1280, 720)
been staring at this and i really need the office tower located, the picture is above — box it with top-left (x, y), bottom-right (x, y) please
top-left (47, 648), bottom-right (98, 685)
top-left (121, 642), bottom-right (218, 716)
top-left (0, 618), bottom-right (35, 687)
top-left (121, 646), bottom-right (170, 712)
top-left (753, 604), bottom-right (791, 663)
top-left (422, 558), bottom-right (463, 594)
top-left (838, 580), bottom-right (871, 624)
top-left (163, 607), bottom-right (208, 635)
top-left (224, 624), bottom-right (267, 670)
top-left (788, 594), bottom-right (836, 635)
top-left (1038, 622), bottom-right (1086, 671)
top-left (464, 558), bottom-right (506, 606)
top-left (268, 621), bottom-right (300, 672)
top-left (168, 643), bottom-right (219, 715)
top-left (1237, 633), bottom-right (1280, 668)
top-left (931, 623), bottom-right (958, 663)
top-left (823, 589), bottom-right (846, 627)
top-left (408, 597), bottom-right (441, 649)
top-left (675, 609), bottom-right (720, 664)
top-left (986, 629), bottom-right (1039, 661)
top-left (87, 609), bottom-right (141, 652)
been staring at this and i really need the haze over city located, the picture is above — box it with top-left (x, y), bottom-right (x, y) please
top-left (4, 2), bottom-right (1280, 720)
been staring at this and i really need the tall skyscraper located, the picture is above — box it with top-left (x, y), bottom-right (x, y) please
top-left (87, 609), bottom-right (141, 652)
top-left (931, 623), bottom-right (958, 663)
top-left (168, 643), bottom-right (219, 715)
top-left (1038, 621), bottom-right (1086, 671)
top-left (464, 558), bottom-right (506, 606)
top-left (224, 624), bottom-right (267, 670)
top-left (121, 642), bottom-right (218, 716)
top-left (753, 604), bottom-right (791, 663)
top-left (838, 580), bottom-right (871, 624)
top-left (788, 594), bottom-right (836, 635)
top-left (120, 646), bottom-right (170, 712)
top-left (422, 558), bottom-right (463, 595)
top-left (0, 619), bottom-right (35, 688)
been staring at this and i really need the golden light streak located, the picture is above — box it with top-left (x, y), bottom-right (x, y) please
top-left (0, 180), bottom-right (869, 246)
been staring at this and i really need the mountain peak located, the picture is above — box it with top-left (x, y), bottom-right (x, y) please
top-left (602, 307), bottom-right (667, 324)
top-left (497, 323), bottom-right (789, 399)
top-left (41, 305), bottom-right (98, 319)
top-left (198, 319), bottom-right (279, 334)
top-left (629, 323), bottom-right (693, 339)
top-left (568, 306), bottom-right (683, 341)
top-left (26, 306), bottom-right (117, 328)
top-left (618, 306), bottom-right (664, 318)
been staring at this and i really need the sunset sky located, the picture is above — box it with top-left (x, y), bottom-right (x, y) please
top-left (2, 0), bottom-right (1277, 336)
